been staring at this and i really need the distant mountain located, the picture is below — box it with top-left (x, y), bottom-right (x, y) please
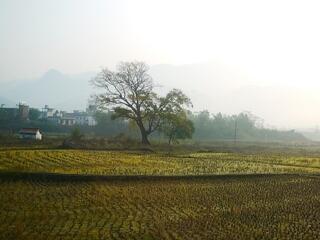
top-left (0, 63), bottom-right (248, 110)
top-left (0, 69), bottom-right (96, 110)
top-left (299, 129), bottom-right (320, 142)
top-left (0, 62), bottom-right (249, 112)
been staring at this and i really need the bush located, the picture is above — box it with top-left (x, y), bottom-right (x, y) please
top-left (70, 128), bottom-right (83, 141)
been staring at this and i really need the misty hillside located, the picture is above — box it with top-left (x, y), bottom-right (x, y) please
top-left (1, 62), bottom-right (320, 129)
top-left (0, 61), bottom-right (252, 111)
top-left (0, 69), bottom-right (95, 110)
top-left (150, 63), bottom-right (320, 129)
top-left (0, 62), bottom-right (248, 111)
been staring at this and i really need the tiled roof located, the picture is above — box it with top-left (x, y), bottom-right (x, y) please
top-left (19, 128), bottom-right (40, 134)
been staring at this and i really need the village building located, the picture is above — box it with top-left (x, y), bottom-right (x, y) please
top-left (40, 105), bottom-right (56, 119)
top-left (19, 128), bottom-right (42, 140)
top-left (18, 103), bottom-right (29, 120)
top-left (72, 111), bottom-right (97, 126)
top-left (0, 103), bottom-right (30, 121)
top-left (39, 105), bottom-right (97, 126)
top-left (58, 116), bottom-right (76, 126)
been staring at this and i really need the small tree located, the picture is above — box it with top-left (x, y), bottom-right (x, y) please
top-left (160, 111), bottom-right (194, 144)
top-left (70, 128), bottom-right (83, 141)
top-left (91, 61), bottom-right (191, 145)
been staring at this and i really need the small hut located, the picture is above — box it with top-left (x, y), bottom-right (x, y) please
top-left (19, 128), bottom-right (42, 140)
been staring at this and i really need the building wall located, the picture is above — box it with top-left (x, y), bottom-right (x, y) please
top-left (19, 131), bottom-right (42, 140)
top-left (87, 116), bottom-right (97, 126)
top-left (19, 104), bottom-right (29, 120)
top-left (35, 132), bottom-right (42, 140)
top-left (59, 118), bottom-right (76, 126)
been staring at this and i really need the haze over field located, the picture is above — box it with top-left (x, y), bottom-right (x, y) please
top-left (1, 0), bottom-right (320, 129)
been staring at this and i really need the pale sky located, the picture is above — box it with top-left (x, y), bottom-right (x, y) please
top-left (1, 0), bottom-right (320, 84)
top-left (1, 0), bottom-right (320, 128)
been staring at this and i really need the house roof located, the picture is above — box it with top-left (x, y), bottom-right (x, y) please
top-left (60, 117), bottom-right (76, 120)
top-left (19, 128), bottom-right (40, 134)
top-left (72, 112), bottom-right (87, 117)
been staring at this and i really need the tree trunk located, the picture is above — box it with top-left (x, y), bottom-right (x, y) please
top-left (137, 121), bottom-right (150, 145)
top-left (141, 131), bottom-right (150, 145)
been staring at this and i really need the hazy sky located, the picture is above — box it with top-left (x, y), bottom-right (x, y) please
top-left (1, 0), bottom-right (320, 84)
top-left (1, 0), bottom-right (320, 128)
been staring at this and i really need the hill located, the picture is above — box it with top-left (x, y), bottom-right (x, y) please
top-left (0, 69), bottom-right (95, 110)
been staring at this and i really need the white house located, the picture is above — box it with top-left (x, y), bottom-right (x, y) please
top-left (59, 117), bottom-right (76, 126)
top-left (70, 111), bottom-right (97, 126)
top-left (86, 115), bottom-right (97, 126)
top-left (39, 104), bottom-right (97, 127)
top-left (19, 128), bottom-right (42, 140)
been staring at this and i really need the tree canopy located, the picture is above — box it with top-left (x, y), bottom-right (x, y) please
top-left (91, 61), bottom-right (192, 145)
top-left (160, 111), bottom-right (194, 144)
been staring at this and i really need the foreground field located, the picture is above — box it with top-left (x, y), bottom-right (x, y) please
top-left (1, 150), bottom-right (320, 175)
top-left (1, 149), bottom-right (320, 239)
top-left (0, 174), bottom-right (320, 240)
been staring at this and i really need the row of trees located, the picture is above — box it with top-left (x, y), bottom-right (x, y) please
top-left (190, 111), bottom-right (304, 142)
top-left (0, 107), bottom-right (304, 144)
top-left (91, 110), bottom-right (305, 143)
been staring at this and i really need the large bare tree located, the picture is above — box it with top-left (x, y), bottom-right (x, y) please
top-left (91, 61), bottom-right (191, 145)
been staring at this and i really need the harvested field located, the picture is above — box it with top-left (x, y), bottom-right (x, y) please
top-left (1, 174), bottom-right (320, 240)
top-left (1, 150), bottom-right (320, 175)
top-left (1, 150), bottom-right (320, 239)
